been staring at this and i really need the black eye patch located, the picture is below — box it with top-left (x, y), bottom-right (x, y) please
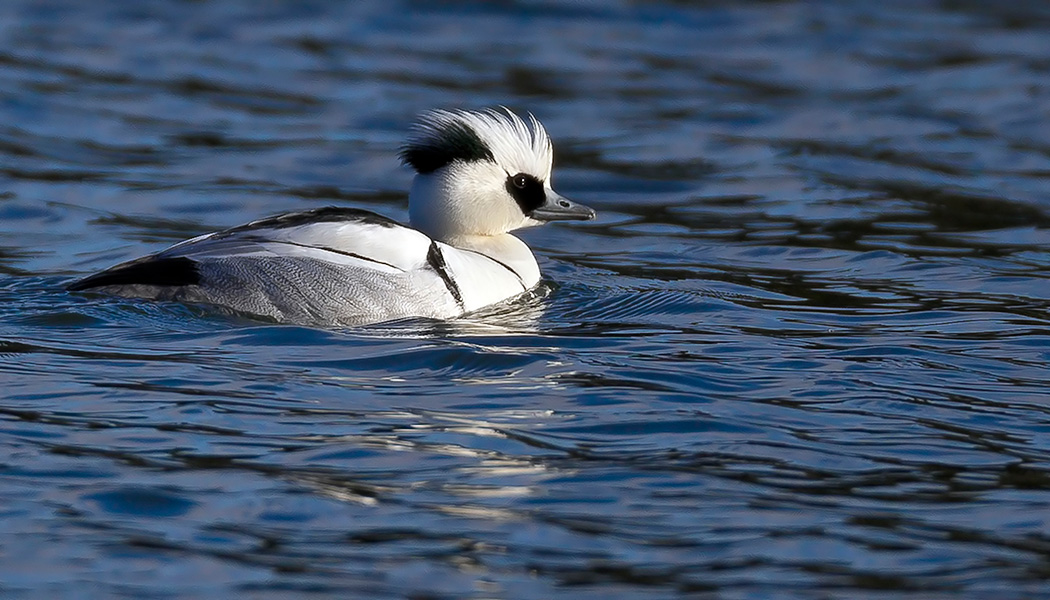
top-left (505, 173), bottom-right (545, 214)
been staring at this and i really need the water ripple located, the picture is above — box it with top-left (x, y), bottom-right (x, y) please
top-left (2, 0), bottom-right (1050, 598)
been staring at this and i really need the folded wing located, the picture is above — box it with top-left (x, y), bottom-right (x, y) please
top-left (68, 207), bottom-right (462, 326)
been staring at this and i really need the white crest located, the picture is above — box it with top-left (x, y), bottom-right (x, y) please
top-left (402, 107), bottom-right (554, 182)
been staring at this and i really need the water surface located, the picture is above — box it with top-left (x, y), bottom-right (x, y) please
top-left (2, 1), bottom-right (1050, 598)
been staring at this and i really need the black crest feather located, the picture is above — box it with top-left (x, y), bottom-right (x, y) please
top-left (398, 112), bottom-right (495, 174)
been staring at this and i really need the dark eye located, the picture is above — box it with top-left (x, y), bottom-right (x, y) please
top-left (505, 172), bottom-right (545, 213)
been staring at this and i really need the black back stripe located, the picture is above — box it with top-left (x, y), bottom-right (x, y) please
top-left (426, 242), bottom-right (465, 309)
top-left (224, 207), bottom-right (401, 236)
top-left (67, 256), bottom-right (200, 291)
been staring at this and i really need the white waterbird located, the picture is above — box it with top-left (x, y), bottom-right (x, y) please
top-left (68, 108), bottom-right (596, 326)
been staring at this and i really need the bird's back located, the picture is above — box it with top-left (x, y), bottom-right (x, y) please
top-left (68, 207), bottom-right (502, 326)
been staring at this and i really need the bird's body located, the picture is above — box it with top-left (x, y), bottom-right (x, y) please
top-left (68, 109), bottom-right (595, 327)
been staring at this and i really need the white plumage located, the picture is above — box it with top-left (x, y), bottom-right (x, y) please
top-left (68, 108), bottom-right (596, 327)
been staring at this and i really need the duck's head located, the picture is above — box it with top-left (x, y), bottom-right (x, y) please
top-left (400, 108), bottom-right (595, 243)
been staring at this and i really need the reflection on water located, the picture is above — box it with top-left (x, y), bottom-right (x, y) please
top-left (2, 0), bottom-right (1050, 598)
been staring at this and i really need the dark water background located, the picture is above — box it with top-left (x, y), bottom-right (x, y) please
top-left (2, 1), bottom-right (1050, 598)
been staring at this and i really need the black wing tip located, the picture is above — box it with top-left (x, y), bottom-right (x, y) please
top-left (67, 256), bottom-right (201, 291)
top-left (66, 277), bottom-right (94, 292)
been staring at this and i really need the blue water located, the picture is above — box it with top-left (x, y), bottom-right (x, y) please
top-left (2, 1), bottom-right (1050, 598)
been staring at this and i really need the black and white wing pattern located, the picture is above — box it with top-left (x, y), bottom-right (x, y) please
top-left (68, 207), bottom-right (467, 326)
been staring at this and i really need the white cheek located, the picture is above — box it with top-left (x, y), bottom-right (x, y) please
top-left (450, 165), bottom-right (507, 230)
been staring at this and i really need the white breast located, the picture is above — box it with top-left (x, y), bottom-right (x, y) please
top-left (437, 243), bottom-right (531, 312)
